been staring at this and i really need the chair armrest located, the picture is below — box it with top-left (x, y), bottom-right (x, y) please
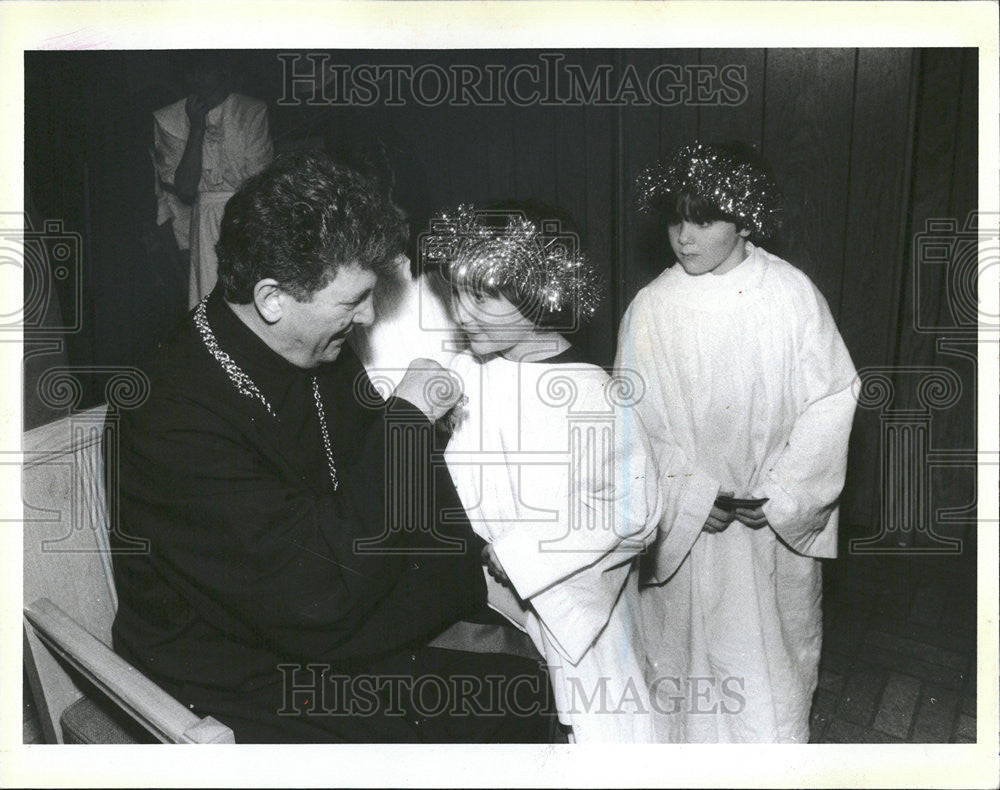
top-left (24, 598), bottom-right (234, 744)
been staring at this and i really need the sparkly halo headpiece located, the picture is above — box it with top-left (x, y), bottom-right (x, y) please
top-left (420, 205), bottom-right (602, 324)
top-left (634, 142), bottom-right (782, 238)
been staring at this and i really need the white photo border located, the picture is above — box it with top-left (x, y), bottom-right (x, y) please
top-left (1, 2), bottom-right (996, 788)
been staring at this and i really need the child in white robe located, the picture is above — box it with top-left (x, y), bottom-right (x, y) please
top-left (427, 205), bottom-right (662, 742)
top-left (617, 142), bottom-right (857, 743)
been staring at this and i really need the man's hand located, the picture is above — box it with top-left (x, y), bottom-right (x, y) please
top-left (704, 490), bottom-right (737, 534)
top-left (734, 506), bottom-right (769, 530)
top-left (394, 358), bottom-right (463, 422)
top-left (481, 544), bottom-right (510, 585)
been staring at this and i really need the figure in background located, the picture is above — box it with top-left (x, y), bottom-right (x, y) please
top-left (429, 205), bottom-right (662, 742)
top-left (153, 53), bottom-right (273, 308)
top-left (617, 142), bottom-right (857, 742)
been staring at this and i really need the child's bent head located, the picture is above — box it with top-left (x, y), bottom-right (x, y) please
top-left (636, 141), bottom-right (782, 243)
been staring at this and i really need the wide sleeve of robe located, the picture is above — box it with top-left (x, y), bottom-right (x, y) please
top-left (615, 286), bottom-right (719, 584)
top-left (752, 268), bottom-right (857, 558)
top-left (152, 99), bottom-right (187, 188)
top-left (151, 100), bottom-right (192, 242)
top-left (236, 97), bottom-right (273, 180)
top-left (478, 362), bottom-right (661, 664)
top-left (350, 269), bottom-right (463, 392)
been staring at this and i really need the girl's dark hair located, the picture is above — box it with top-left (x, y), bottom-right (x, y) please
top-left (642, 140), bottom-right (781, 243)
top-left (216, 151), bottom-right (406, 304)
top-left (654, 190), bottom-right (741, 230)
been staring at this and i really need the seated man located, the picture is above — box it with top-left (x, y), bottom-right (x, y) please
top-left (109, 151), bottom-right (552, 743)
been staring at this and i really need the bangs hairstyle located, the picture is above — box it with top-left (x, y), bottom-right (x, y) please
top-left (635, 140), bottom-right (782, 242)
top-left (216, 151), bottom-right (406, 304)
top-left (653, 190), bottom-right (743, 230)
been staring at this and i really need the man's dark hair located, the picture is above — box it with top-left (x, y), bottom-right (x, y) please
top-left (216, 151), bottom-right (407, 304)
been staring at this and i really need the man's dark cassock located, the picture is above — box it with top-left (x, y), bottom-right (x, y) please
top-left (110, 288), bottom-right (552, 743)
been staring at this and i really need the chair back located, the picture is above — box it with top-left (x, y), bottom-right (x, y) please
top-left (23, 404), bottom-right (118, 742)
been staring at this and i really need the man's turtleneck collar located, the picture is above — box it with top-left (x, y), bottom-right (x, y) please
top-left (203, 286), bottom-right (312, 382)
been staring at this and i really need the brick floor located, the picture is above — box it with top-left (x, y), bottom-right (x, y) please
top-left (873, 673), bottom-right (921, 739)
top-left (811, 549), bottom-right (978, 744)
top-left (838, 662), bottom-right (886, 726)
top-left (825, 717), bottom-right (905, 744)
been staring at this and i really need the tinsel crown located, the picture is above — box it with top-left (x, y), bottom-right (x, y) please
top-left (635, 142), bottom-right (783, 238)
top-left (420, 205), bottom-right (602, 325)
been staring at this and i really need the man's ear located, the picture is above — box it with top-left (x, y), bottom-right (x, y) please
top-left (253, 279), bottom-right (284, 324)
top-left (738, 227), bottom-right (752, 239)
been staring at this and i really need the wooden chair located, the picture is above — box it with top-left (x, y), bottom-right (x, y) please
top-left (23, 394), bottom-right (233, 744)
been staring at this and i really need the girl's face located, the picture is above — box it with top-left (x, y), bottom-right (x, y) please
top-left (667, 218), bottom-right (750, 276)
top-left (450, 282), bottom-right (534, 358)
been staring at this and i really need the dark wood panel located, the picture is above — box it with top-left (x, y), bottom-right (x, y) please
top-left (942, 49), bottom-right (979, 452)
top-left (550, 73), bottom-right (602, 358)
top-left (697, 48), bottom-right (766, 149)
top-left (761, 48), bottom-right (859, 529)
top-left (618, 49), bottom-right (701, 316)
top-left (483, 101), bottom-right (518, 204)
top-left (578, 51), bottom-right (619, 366)
top-left (551, 52), bottom-right (591, 215)
top-left (950, 49), bottom-right (979, 223)
top-left (838, 49), bottom-right (916, 530)
top-left (840, 49), bottom-right (914, 369)
top-left (511, 106), bottom-right (559, 206)
top-left (761, 48), bottom-right (855, 311)
top-left (654, 48), bottom-right (701, 154)
top-left (929, 49), bottom-right (979, 544)
top-left (389, 106), bottom-right (453, 222)
top-left (427, 53), bottom-right (513, 210)
top-left (897, 49), bottom-right (964, 367)
top-left (889, 49), bottom-right (971, 528)
top-left (618, 49), bottom-right (670, 316)
top-left (887, 49), bottom-right (976, 543)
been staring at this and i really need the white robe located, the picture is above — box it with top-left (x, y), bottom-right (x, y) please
top-left (153, 93), bottom-right (273, 308)
top-left (349, 267), bottom-right (464, 392)
top-left (445, 350), bottom-right (662, 743)
top-left (615, 242), bottom-right (857, 743)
